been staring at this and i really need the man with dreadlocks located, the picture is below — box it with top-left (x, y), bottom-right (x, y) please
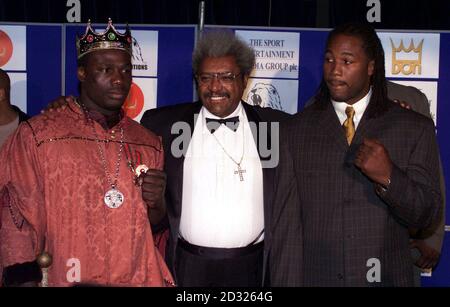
top-left (270, 22), bottom-right (443, 286)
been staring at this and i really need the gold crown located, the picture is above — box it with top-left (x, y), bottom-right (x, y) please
top-left (76, 18), bottom-right (132, 59)
top-left (390, 38), bottom-right (423, 75)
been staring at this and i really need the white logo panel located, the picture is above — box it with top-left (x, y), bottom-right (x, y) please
top-left (130, 30), bottom-right (158, 77)
top-left (378, 32), bottom-right (440, 79)
top-left (243, 78), bottom-right (298, 114)
top-left (0, 25), bottom-right (26, 70)
top-left (125, 77), bottom-right (157, 123)
top-left (9, 72), bottom-right (27, 113)
top-left (236, 30), bottom-right (300, 79)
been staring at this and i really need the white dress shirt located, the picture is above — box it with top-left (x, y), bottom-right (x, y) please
top-left (179, 102), bottom-right (264, 248)
top-left (332, 87), bottom-right (372, 129)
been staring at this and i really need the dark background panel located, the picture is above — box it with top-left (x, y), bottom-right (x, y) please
top-left (298, 30), bottom-right (328, 109)
top-left (26, 25), bottom-right (62, 116)
top-left (64, 24), bottom-right (84, 98)
top-left (437, 33), bottom-right (450, 225)
top-left (422, 233), bottom-right (450, 286)
top-left (152, 26), bottom-right (196, 106)
top-left (1, 0), bottom-right (450, 30)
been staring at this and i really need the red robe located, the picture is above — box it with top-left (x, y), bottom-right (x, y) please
top-left (0, 102), bottom-right (174, 286)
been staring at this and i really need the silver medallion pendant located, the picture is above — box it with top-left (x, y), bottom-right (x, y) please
top-left (104, 188), bottom-right (124, 209)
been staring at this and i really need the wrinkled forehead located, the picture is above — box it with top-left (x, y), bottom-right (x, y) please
top-left (199, 55), bottom-right (239, 73)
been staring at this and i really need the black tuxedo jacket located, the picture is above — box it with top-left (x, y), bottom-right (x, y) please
top-left (141, 101), bottom-right (290, 284)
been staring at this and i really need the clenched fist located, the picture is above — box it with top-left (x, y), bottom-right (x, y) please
top-left (141, 169), bottom-right (167, 225)
top-left (354, 138), bottom-right (392, 187)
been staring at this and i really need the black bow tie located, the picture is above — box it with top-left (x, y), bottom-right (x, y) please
top-left (206, 116), bottom-right (240, 133)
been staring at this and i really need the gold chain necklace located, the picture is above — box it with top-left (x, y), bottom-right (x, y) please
top-left (79, 100), bottom-right (126, 209)
top-left (210, 123), bottom-right (246, 181)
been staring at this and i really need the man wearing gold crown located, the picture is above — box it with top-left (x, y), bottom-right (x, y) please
top-left (0, 19), bottom-right (174, 286)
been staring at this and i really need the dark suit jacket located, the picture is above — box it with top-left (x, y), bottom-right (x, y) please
top-left (387, 80), bottom-right (446, 257)
top-left (141, 101), bottom-right (290, 284)
top-left (270, 99), bottom-right (442, 286)
top-left (386, 81), bottom-right (430, 116)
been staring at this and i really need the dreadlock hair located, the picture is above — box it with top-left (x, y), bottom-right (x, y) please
top-left (315, 22), bottom-right (390, 118)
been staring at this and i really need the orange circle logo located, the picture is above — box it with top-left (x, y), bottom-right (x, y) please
top-left (0, 30), bottom-right (13, 67)
top-left (122, 82), bottom-right (144, 119)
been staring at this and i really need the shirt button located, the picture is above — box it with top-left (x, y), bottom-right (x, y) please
top-left (337, 273), bottom-right (344, 280)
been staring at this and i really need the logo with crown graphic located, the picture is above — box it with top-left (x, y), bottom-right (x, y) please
top-left (390, 38), bottom-right (423, 75)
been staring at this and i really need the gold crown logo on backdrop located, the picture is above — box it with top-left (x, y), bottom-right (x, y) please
top-left (390, 38), bottom-right (424, 75)
top-left (76, 18), bottom-right (132, 59)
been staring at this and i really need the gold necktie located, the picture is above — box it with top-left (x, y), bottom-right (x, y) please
top-left (342, 106), bottom-right (355, 145)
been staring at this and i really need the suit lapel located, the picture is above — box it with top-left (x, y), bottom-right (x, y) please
top-left (317, 102), bottom-right (349, 152)
top-left (352, 101), bottom-right (384, 145)
top-left (314, 100), bottom-right (384, 151)
top-left (352, 109), bottom-right (370, 145)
